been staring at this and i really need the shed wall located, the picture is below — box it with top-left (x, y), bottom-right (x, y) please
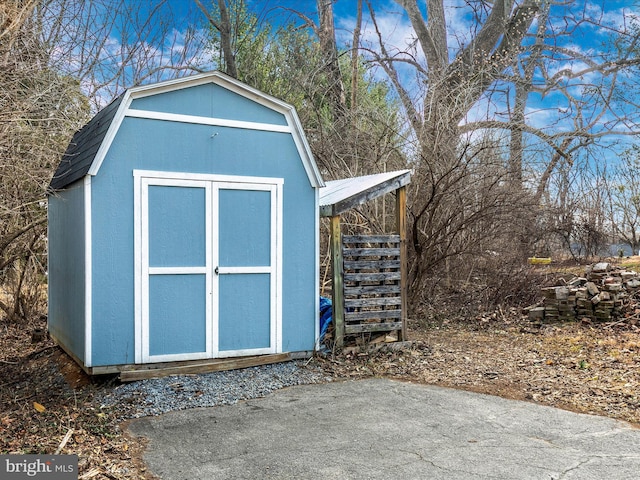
top-left (47, 180), bottom-right (86, 362)
top-left (89, 85), bottom-right (316, 366)
top-left (130, 83), bottom-right (288, 126)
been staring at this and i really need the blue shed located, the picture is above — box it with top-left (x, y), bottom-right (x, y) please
top-left (47, 72), bottom-right (324, 377)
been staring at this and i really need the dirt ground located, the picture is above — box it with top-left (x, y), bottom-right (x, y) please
top-left (321, 315), bottom-right (640, 426)
top-left (1, 311), bottom-right (639, 479)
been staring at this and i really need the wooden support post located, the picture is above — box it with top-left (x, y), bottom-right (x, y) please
top-left (396, 186), bottom-right (408, 341)
top-left (330, 215), bottom-right (345, 349)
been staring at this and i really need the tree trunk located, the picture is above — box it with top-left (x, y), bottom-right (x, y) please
top-left (317, 0), bottom-right (346, 122)
top-left (196, 0), bottom-right (238, 78)
top-left (216, 0), bottom-right (237, 78)
top-left (509, 5), bottom-right (549, 188)
top-left (509, 81), bottom-right (526, 187)
top-left (350, 0), bottom-right (362, 114)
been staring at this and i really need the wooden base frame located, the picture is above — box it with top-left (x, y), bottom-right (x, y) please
top-left (51, 335), bottom-right (311, 381)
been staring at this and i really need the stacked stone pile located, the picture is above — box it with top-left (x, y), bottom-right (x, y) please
top-left (527, 262), bottom-right (640, 323)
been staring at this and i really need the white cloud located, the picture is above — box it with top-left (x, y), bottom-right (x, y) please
top-left (336, 3), bottom-right (418, 58)
top-left (336, 0), bottom-right (503, 67)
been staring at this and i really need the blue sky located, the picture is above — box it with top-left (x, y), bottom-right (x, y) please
top-left (86, 0), bottom-right (639, 156)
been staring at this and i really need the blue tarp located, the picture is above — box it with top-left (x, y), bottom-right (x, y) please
top-left (319, 296), bottom-right (333, 341)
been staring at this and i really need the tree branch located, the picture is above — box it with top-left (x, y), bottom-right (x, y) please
top-left (366, 1), bottom-right (423, 135)
top-left (445, 0), bottom-right (540, 113)
top-left (195, 0), bottom-right (237, 78)
top-left (0, 217), bottom-right (46, 259)
top-left (397, 0), bottom-right (446, 72)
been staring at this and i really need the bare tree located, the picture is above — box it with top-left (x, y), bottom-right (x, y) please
top-left (0, 1), bottom-right (86, 321)
top-left (196, 0), bottom-right (238, 78)
top-left (316, 0), bottom-right (347, 122)
top-left (46, 0), bottom-right (208, 108)
top-left (0, 0), bottom-right (209, 322)
top-left (350, 0), bottom-right (363, 116)
top-left (359, 1), bottom-right (640, 298)
top-left (546, 159), bottom-right (611, 261)
top-left (606, 147), bottom-right (640, 256)
top-left (460, 3), bottom-right (640, 200)
top-left (361, 1), bottom-right (540, 293)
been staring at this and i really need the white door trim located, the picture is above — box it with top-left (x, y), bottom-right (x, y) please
top-left (213, 182), bottom-right (282, 358)
top-left (133, 171), bottom-right (283, 364)
top-left (133, 169), bottom-right (284, 186)
top-left (138, 177), bottom-right (212, 363)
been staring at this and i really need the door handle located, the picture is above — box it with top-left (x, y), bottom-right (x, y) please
top-left (215, 266), bottom-right (219, 275)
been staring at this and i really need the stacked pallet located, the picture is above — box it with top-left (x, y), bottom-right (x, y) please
top-left (528, 262), bottom-right (640, 323)
top-left (342, 234), bottom-right (403, 335)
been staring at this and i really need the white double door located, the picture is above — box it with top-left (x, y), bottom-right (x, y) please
top-left (134, 171), bottom-right (283, 363)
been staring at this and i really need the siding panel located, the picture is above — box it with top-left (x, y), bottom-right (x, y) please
top-left (89, 119), bottom-right (316, 365)
top-left (130, 83), bottom-right (288, 126)
top-left (218, 273), bottom-right (271, 351)
top-left (47, 181), bottom-right (86, 361)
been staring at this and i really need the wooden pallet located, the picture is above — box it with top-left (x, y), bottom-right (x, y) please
top-left (342, 234), bottom-right (403, 335)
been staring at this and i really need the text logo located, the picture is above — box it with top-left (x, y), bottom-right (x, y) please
top-left (0, 455), bottom-right (77, 479)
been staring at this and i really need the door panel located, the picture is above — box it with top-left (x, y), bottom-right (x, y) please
top-left (148, 185), bottom-right (206, 267)
top-left (149, 274), bottom-right (207, 356)
top-left (218, 189), bottom-right (271, 267)
top-left (218, 273), bottom-right (271, 351)
top-left (216, 185), bottom-right (276, 355)
top-left (142, 181), bottom-right (211, 362)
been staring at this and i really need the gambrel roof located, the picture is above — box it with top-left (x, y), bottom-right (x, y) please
top-left (49, 71), bottom-right (324, 191)
top-left (50, 95), bottom-right (124, 190)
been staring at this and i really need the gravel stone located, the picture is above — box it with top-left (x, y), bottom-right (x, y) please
top-left (97, 360), bottom-right (328, 418)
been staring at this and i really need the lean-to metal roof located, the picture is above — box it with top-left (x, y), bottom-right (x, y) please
top-left (319, 169), bottom-right (412, 217)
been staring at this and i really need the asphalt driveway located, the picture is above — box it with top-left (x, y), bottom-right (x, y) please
top-left (127, 378), bottom-right (640, 479)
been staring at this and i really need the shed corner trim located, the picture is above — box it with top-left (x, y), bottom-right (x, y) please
top-left (86, 90), bottom-right (133, 178)
top-left (83, 174), bottom-right (93, 368)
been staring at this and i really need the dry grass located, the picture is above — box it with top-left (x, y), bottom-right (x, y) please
top-left (2, 283), bottom-right (640, 479)
top-left (619, 256), bottom-right (640, 271)
top-left (0, 316), bottom-right (153, 479)
top-left (320, 316), bottom-right (640, 427)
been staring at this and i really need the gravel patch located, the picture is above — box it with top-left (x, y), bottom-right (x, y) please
top-left (97, 360), bottom-right (329, 419)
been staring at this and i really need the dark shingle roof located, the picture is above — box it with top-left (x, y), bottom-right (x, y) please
top-left (49, 94), bottom-right (124, 191)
